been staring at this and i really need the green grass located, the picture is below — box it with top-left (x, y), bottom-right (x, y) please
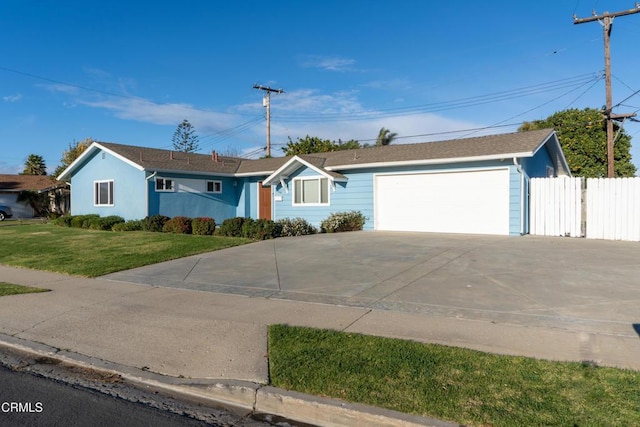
top-left (0, 282), bottom-right (49, 296)
top-left (0, 223), bottom-right (251, 277)
top-left (268, 325), bottom-right (640, 427)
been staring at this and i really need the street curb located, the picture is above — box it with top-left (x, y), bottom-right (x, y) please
top-left (0, 334), bottom-right (457, 427)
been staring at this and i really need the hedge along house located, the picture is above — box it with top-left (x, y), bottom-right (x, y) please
top-left (57, 128), bottom-right (570, 236)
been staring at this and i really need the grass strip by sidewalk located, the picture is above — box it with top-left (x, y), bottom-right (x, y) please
top-left (0, 223), bottom-right (250, 277)
top-left (0, 282), bottom-right (49, 296)
top-left (268, 325), bottom-right (640, 427)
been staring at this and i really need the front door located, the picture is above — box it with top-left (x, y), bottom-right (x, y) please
top-left (258, 182), bottom-right (272, 220)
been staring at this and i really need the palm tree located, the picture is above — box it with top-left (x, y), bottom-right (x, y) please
top-left (22, 154), bottom-right (47, 175)
top-left (375, 127), bottom-right (397, 146)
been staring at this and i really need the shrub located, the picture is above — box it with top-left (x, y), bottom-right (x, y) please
top-left (162, 216), bottom-right (192, 234)
top-left (277, 217), bottom-right (317, 237)
top-left (192, 217), bottom-right (216, 236)
top-left (320, 211), bottom-right (366, 233)
top-left (112, 220), bottom-right (144, 232)
top-left (70, 214), bottom-right (100, 229)
top-left (241, 218), bottom-right (280, 240)
top-left (53, 215), bottom-right (72, 227)
top-left (218, 217), bottom-right (246, 237)
top-left (88, 215), bottom-right (125, 231)
top-left (142, 215), bottom-right (170, 232)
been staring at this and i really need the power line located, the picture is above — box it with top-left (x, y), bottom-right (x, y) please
top-left (274, 73), bottom-right (600, 123)
top-left (459, 77), bottom-right (603, 139)
top-left (0, 65), bottom-right (261, 119)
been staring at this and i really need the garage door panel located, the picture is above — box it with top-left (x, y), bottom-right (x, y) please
top-left (375, 169), bottom-right (509, 235)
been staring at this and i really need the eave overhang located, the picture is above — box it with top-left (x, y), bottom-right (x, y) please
top-left (263, 155), bottom-right (347, 186)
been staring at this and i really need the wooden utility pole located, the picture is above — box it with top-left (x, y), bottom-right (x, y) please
top-left (574, 4), bottom-right (640, 177)
top-left (253, 84), bottom-right (285, 157)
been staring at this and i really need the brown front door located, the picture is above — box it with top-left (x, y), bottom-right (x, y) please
top-left (259, 182), bottom-right (272, 220)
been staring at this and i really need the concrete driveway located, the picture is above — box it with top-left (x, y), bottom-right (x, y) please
top-left (104, 231), bottom-right (640, 339)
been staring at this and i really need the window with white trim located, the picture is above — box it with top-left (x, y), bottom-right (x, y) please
top-left (94, 180), bottom-right (114, 206)
top-left (206, 180), bottom-right (222, 193)
top-left (293, 177), bottom-right (329, 205)
top-left (155, 177), bottom-right (174, 192)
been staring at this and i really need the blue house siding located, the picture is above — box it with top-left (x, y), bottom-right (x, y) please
top-left (236, 177), bottom-right (264, 219)
top-left (272, 160), bottom-right (526, 234)
top-left (70, 150), bottom-right (147, 219)
top-left (147, 173), bottom-right (239, 221)
top-left (273, 167), bottom-right (336, 228)
top-left (522, 145), bottom-right (554, 177)
top-left (273, 168), bottom-right (376, 230)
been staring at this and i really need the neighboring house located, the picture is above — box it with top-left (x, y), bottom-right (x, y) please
top-left (0, 175), bottom-right (69, 218)
top-left (57, 128), bottom-right (570, 236)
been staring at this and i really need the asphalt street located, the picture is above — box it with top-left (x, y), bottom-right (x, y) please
top-left (0, 348), bottom-right (272, 427)
top-left (0, 365), bottom-right (214, 427)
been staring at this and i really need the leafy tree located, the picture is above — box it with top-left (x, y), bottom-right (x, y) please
top-left (282, 135), bottom-right (361, 156)
top-left (17, 190), bottom-right (49, 217)
top-left (53, 137), bottom-right (94, 178)
top-left (375, 127), bottom-right (397, 146)
top-left (520, 108), bottom-right (636, 177)
top-left (21, 154), bottom-right (47, 175)
top-left (172, 119), bottom-right (200, 152)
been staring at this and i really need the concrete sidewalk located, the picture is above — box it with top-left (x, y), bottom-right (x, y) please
top-left (0, 265), bottom-right (457, 426)
top-left (1, 232), bottom-right (640, 425)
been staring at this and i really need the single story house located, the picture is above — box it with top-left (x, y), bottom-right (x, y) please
top-left (57, 128), bottom-right (570, 236)
top-left (0, 174), bottom-right (69, 218)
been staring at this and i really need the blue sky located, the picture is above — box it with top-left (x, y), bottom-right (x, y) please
top-left (2, 1), bottom-right (640, 175)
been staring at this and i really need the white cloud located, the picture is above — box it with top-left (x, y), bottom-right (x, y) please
top-left (77, 97), bottom-right (243, 135)
top-left (38, 83), bottom-right (80, 95)
top-left (237, 88), bottom-right (493, 154)
top-left (278, 88), bottom-right (364, 114)
top-left (3, 94), bottom-right (22, 103)
top-left (299, 55), bottom-right (356, 72)
top-left (270, 113), bottom-right (485, 148)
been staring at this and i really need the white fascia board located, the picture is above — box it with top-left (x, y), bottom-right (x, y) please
top-left (294, 156), bottom-right (348, 181)
top-left (324, 152), bottom-right (534, 171)
top-left (263, 157), bottom-right (302, 185)
top-left (263, 156), bottom-right (343, 186)
top-left (57, 142), bottom-right (144, 181)
top-left (234, 170), bottom-right (278, 177)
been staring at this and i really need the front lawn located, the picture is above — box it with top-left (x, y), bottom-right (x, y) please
top-left (0, 282), bottom-right (49, 296)
top-left (268, 325), bottom-right (640, 427)
top-left (0, 223), bottom-right (250, 277)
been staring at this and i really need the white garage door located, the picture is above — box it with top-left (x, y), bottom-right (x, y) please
top-left (375, 169), bottom-right (510, 235)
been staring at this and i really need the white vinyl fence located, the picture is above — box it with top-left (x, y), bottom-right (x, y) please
top-left (530, 177), bottom-right (640, 242)
top-left (586, 177), bottom-right (640, 241)
top-left (530, 177), bottom-right (583, 238)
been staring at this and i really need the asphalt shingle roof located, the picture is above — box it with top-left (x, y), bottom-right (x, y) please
top-left (0, 175), bottom-right (61, 192)
top-left (316, 128), bottom-right (555, 168)
top-left (92, 128), bottom-right (555, 176)
top-left (98, 142), bottom-right (246, 175)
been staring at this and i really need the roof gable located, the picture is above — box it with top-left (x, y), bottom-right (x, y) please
top-left (262, 156), bottom-right (347, 186)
